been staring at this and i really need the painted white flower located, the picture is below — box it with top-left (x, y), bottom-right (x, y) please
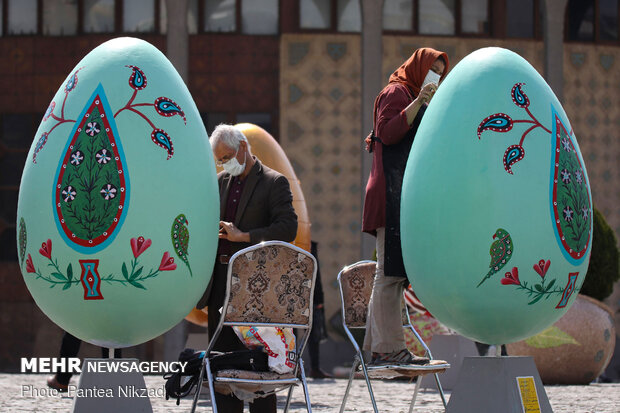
top-left (96, 149), bottom-right (111, 164)
top-left (100, 184), bottom-right (117, 200)
top-left (560, 169), bottom-right (571, 184)
top-left (86, 121), bottom-right (100, 137)
top-left (62, 185), bottom-right (76, 202)
top-left (561, 137), bottom-right (572, 152)
top-left (575, 170), bottom-right (583, 184)
top-left (70, 150), bottom-right (84, 166)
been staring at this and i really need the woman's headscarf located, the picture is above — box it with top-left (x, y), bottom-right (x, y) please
top-left (388, 47), bottom-right (450, 96)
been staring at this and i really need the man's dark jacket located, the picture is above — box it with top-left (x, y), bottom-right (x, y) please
top-left (196, 157), bottom-right (298, 311)
top-left (218, 158), bottom-right (298, 254)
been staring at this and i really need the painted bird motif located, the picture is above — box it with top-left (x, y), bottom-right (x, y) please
top-left (477, 228), bottom-right (513, 287)
top-left (171, 214), bottom-right (192, 276)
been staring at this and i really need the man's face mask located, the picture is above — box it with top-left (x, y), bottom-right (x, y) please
top-left (222, 146), bottom-right (246, 176)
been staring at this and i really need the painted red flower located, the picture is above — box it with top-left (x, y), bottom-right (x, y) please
top-left (159, 252), bottom-right (177, 271)
top-left (130, 236), bottom-right (152, 258)
top-left (26, 254), bottom-right (35, 273)
top-left (39, 239), bottom-right (52, 259)
top-left (501, 267), bottom-right (520, 285)
top-left (533, 259), bottom-right (550, 278)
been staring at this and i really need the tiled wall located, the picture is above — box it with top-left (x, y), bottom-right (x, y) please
top-left (563, 44), bottom-right (620, 237)
top-left (280, 34), bottom-right (363, 317)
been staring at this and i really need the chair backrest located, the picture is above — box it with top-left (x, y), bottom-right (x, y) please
top-left (338, 260), bottom-right (377, 328)
top-left (222, 241), bottom-right (317, 328)
top-left (338, 260), bottom-right (410, 329)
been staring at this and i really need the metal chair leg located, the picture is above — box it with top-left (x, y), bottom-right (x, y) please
top-left (434, 372), bottom-right (448, 409)
top-left (408, 376), bottom-right (422, 413)
top-left (358, 354), bottom-right (379, 413)
top-left (283, 385), bottom-right (294, 413)
top-left (339, 356), bottom-right (360, 413)
top-left (299, 360), bottom-right (313, 413)
top-left (205, 358), bottom-right (218, 413)
top-left (190, 356), bottom-right (207, 413)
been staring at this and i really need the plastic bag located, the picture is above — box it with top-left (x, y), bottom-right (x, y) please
top-left (233, 326), bottom-right (296, 374)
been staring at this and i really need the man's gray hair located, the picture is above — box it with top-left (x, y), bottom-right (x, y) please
top-left (209, 124), bottom-right (250, 150)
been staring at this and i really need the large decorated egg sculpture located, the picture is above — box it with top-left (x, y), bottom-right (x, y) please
top-left (17, 37), bottom-right (219, 347)
top-left (401, 48), bottom-right (592, 345)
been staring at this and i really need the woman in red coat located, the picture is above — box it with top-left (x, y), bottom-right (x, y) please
top-left (362, 47), bottom-right (449, 364)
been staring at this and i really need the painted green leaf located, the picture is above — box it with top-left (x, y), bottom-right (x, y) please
top-left (63, 283), bottom-right (72, 290)
top-left (525, 326), bottom-right (580, 348)
top-left (122, 263), bottom-right (129, 280)
top-left (131, 267), bottom-right (143, 280)
top-left (129, 280), bottom-right (146, 290)
top-left (51, 272), bottom-right (65, 281)
top-left (67, 263), bottom-right (73, 281)
top-left (528, 294), bottom-right (543, 305)
top-left (18, 218), bottom-right (27, 266)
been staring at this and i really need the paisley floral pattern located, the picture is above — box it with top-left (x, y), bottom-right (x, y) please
top-left (339, 261), bottom-right (376, 327)
top-left (154, 97), bottom-right (186, 124)
top-left (126, 65), bottom-right (147, 90)
top-left (225, 244), bottom-right (315, 326)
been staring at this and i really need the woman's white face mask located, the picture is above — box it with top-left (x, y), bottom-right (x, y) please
top-left (421, 69), bottom-right (441, 89)
top-left (222, 146), bottom-right (246, 176)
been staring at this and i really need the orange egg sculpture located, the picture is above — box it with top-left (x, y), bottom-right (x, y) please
top-left (234, 123), bottom-right (311, 252)
top-left (185, 123), bottom-right (311, 325)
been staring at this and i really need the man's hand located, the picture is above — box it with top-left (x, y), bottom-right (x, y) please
top-left (219, 221), bottom-right (250, 242)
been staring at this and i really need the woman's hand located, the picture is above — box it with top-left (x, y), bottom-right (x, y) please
top-left (415, 82), bottom-right (437, 106)
top-left (405, 83), bottom-right (438, 125)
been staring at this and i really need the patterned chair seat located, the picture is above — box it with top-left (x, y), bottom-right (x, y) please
top-left (216, 369), bottom-right (297, 380)
top-left (212, 370), bottom-right (299, 399)
top-left (364, 360), bottom-right (449, 379)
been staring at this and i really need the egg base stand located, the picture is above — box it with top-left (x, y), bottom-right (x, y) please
top-left (71, 358), bottom-right (153, 413)
top-left (445, 356), bottom-right (553, 413)
top-left (419, 334), bottom-right (479, 391)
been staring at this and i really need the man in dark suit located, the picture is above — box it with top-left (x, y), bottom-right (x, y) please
top-left (197, 124), bottom-right (297, 413)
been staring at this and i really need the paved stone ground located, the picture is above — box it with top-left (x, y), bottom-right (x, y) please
top-left (1, 374), bottom-right (619, 412)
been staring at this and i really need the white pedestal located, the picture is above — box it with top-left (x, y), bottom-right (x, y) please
top-left (71, 358), bottom-right (153, 413)
top-left (446, 356), bottom-right (553, 413)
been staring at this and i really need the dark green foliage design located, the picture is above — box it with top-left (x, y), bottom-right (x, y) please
top-left (18, 218), bottom-right (27, 265)
top-left (557, 126), bottom-right (591, 254)
top-left (59, 106), bottom-right (120, 241)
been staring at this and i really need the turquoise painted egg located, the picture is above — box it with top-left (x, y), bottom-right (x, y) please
top-left (401, 47), bottom-right (592, 345)
top-left (17, 37), bottom-right (219, 347)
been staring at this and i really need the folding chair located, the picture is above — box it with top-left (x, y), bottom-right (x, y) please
top-left (337, 260), bottom-right (449, 413)
top-left (190, 241), bottom-right (317, 413)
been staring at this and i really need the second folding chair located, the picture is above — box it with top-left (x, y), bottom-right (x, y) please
top-left (337, 260), bottom-right (450, 413)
